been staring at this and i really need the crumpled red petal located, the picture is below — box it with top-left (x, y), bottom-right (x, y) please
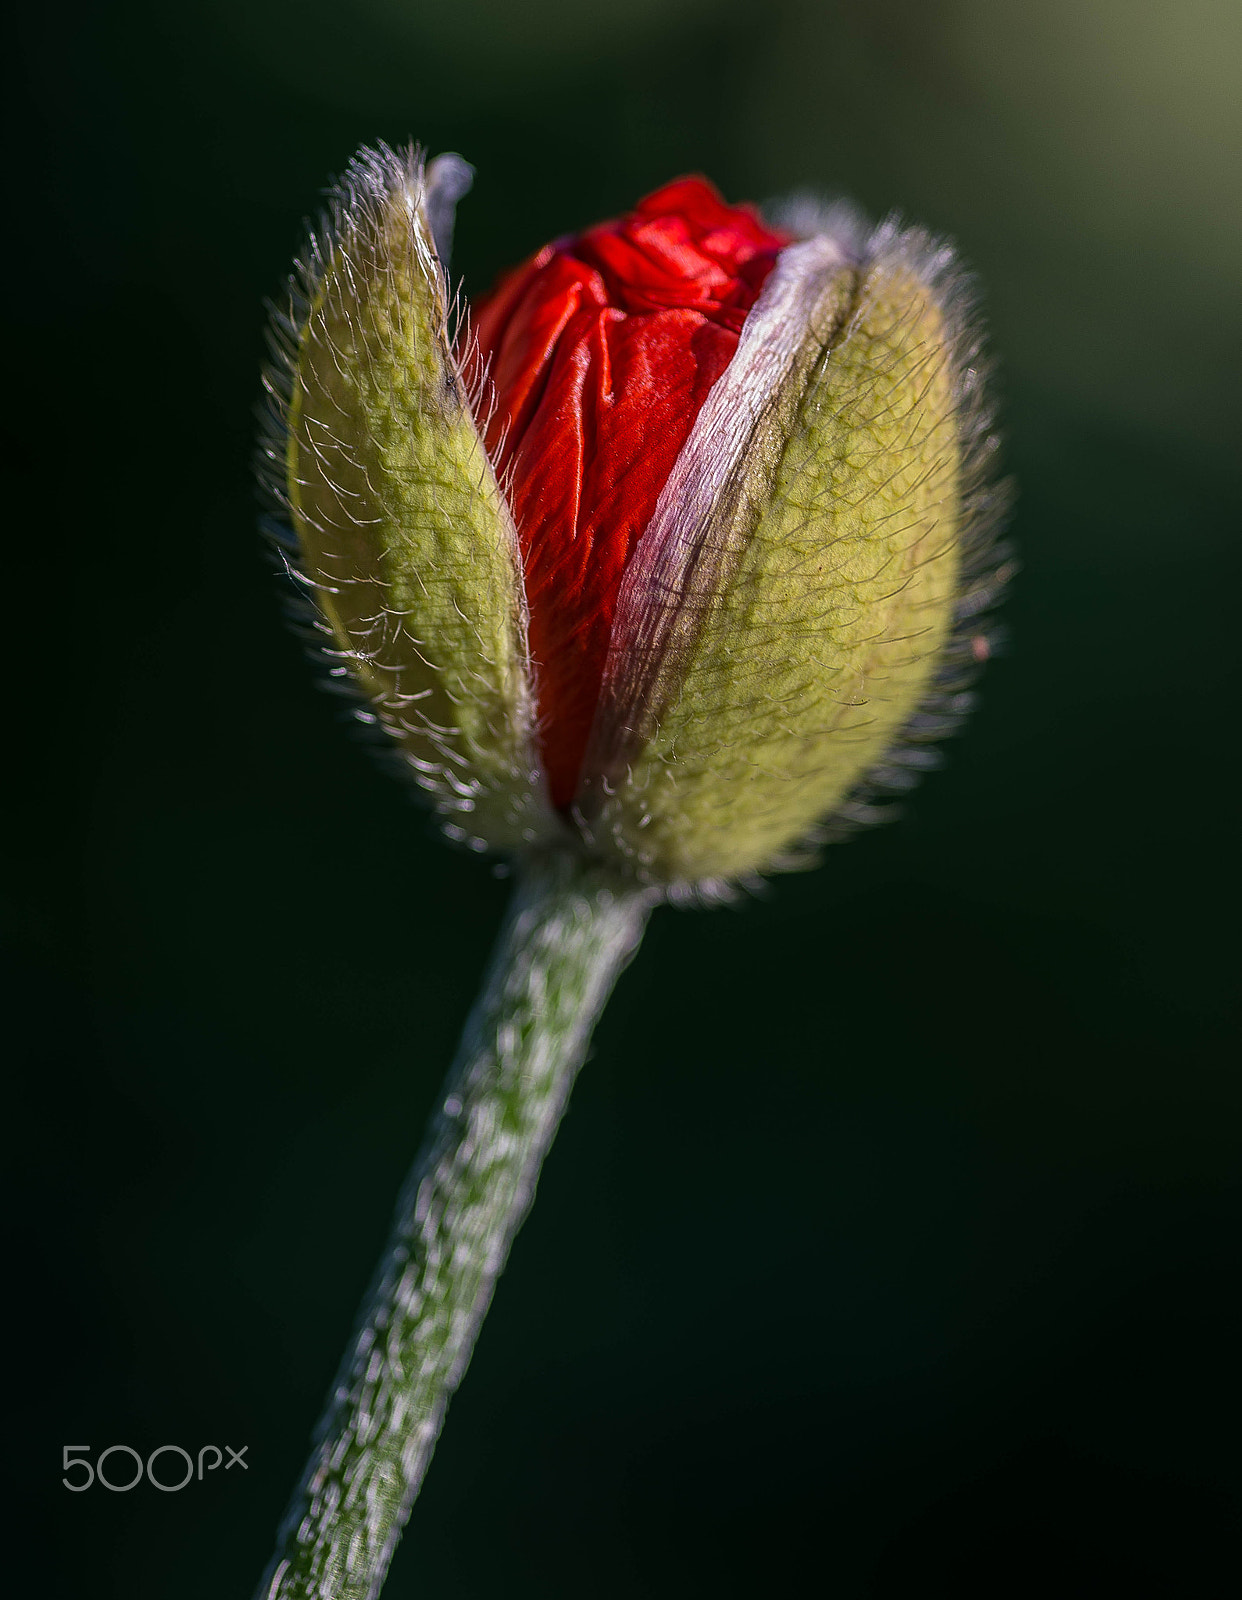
top-left (468, 178), bottom-right (789, 810)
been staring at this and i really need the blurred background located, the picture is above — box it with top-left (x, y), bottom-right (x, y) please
top-left (8, 1), bottom-right (1240, 1594)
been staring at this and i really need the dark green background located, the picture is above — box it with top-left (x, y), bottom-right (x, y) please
top-left (10, 1), bottom-right (1240, 1594)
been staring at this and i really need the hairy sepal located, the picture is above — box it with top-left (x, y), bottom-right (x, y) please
top-left (260, 144), bottom-right (552, 853)
top-left (588, 223), bottom-right (1001, 890)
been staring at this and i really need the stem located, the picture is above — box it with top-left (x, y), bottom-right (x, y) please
top-left (257, 852), bottom-right (653, 1600)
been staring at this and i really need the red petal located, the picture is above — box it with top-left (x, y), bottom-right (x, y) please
top-left (466, 178), bottom-right (788, 809)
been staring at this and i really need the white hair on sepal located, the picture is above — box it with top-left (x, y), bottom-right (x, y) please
top-left (764, 191), bottom-right (871, 262)
top-left (786, 209), bottom-right (1016, 862)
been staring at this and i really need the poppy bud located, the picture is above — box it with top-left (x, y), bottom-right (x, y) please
top-left (261, 146), bottom-right (1007, 892)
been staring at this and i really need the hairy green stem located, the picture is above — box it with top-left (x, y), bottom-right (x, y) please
top-left (257, 852), bottom-right (654, 1600)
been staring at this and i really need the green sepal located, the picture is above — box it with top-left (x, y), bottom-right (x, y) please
top-left (271, 146), bottom-right (552, 852)
top-left (598, 251), bottom-right (965, 889)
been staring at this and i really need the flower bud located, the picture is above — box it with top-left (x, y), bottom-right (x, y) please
top-left (261, 146), bottom-right (1008, 892)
